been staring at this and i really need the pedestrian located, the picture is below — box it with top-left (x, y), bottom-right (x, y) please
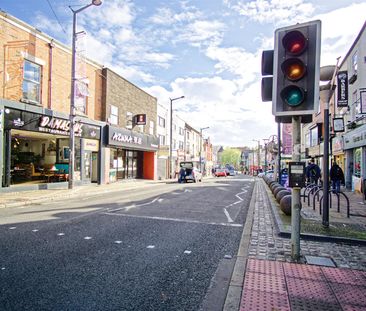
top-left (330, 161), bottom-right (344, 193)
top-left (306, 159), bottom-right (321, 185)
top-left (178, 166), bottom-right (185, 183)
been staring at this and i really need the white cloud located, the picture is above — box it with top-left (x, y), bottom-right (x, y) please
top-left (225, 0), bottom-right (314, 25)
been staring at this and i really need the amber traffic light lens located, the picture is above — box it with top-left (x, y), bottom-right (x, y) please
top-left (282, 30), bottom-right (307, 55)
top-left (280, 85), bottom-right (305, 107)
top-left (281, 58), bottom-right (306, 81)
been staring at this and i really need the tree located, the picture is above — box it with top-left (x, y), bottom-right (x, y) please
top-left (220, 148), bottom-right (241, 169)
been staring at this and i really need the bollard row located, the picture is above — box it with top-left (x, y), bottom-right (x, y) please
top-left (263, 175), bottom-right (291, 216)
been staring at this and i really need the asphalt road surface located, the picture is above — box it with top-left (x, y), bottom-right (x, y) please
top-left (0, 175), bottom-right (254, 311)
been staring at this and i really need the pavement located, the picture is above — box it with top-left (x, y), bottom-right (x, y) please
top-left (225, 178), bottom-right (366, 311)
top-left (2, 177), bottom-right (366, 310)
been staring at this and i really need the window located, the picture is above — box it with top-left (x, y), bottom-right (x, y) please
top-left (159, 135), bottom-right (165, 146)
top-left (186, 131), bottom-right (190, 139)
top-left (310, 127), bottom-right (318, 147)
top-left (179, 127), bottom-right (184, 135)
top-left (126, 111), bottom-right (133, 129)
top-left (352, 51), bottom-right (358, 73)
top-left (179, 141), bottom-right (184, 150)
top-left (149, 121), bottom-right (154, 135)
top-left (354, 148), bottom-right (361, 177)
top-left (158, 116), bottom-right (165, 127)
top-left (22, 60), bottom-right (41, 104)
top-left (110, 105), bottom-right (118, 125)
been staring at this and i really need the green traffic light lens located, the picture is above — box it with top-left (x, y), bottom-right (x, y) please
top-left (282, 30), bottom-right (307, 55)
top-left (280, 85), bottom-right (305, 106)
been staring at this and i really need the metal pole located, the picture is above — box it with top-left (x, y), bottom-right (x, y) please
top-left (199, 128), bottom-right (202, 173)
top-left (277, 122), bottom-right (281, 183)
top-left (68, 10), bottom-right (77, 190)
top-left (169, 98), bottom-right (173, 179)
top-left (291, 116), bottom-right (301, 261)
top-left (257, 141), bottom-right (260, 172)
top-left (264, 143), bottom-right (268, 174)
top-left (322, 58), bottom-right (340, 228)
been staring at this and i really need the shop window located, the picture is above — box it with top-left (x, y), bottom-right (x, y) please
top-left (22, 60), bottom-right (41, 104)
top-left (354, 148), bottom-right (361, 177)
top-left (110, 105), bottom-right (118, 125)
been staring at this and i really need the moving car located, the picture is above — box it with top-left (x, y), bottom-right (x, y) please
top-left (214, 168), bottom-right (227, 177)
top-left (178, 162), bottom-right (202, 183)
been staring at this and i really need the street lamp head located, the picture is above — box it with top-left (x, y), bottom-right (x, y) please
top-left (92, 0), bottom-right (102, 6)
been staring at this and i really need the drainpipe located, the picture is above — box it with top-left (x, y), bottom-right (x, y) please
top-left (48, 40), bottom-right (55, 109)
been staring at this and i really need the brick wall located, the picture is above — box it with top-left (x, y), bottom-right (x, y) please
top-left (101, 68), bottom-right (157, 136)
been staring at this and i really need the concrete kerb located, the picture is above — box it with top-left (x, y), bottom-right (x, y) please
top-left (260, 178), bottom-right (366, 246)
top-left (0, 180), bottom-right (165, 209)
top-left (223, 179), bottom-right (258, 311)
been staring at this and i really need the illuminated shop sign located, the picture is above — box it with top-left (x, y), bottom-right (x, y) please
top-left (112, 132), bottom-right (142, 145)
top-left (39, 116), bottom-right (83, 136)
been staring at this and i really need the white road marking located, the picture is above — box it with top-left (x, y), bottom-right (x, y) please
top-left (184, 189), bottom-right (192, 193)
top-left (32, 229), bottom-right (39, 232)
top-left (184, 250), bottom-right (192, 254)
top-left (103, 212), bottom-right (242, 227)
top-left (158, 198), bottom-right (164, 202)
top-left (57, 233), bottom-right (65, 236)
top-left (224, 208), bottom-right (234, 223)
top-left (1, 267), bottom-right (5, 270)
top-left (147, 245), bottom-right (155, 249)
top-left (9, 227), bottom-right (16, 230)
top-left (114, 240), bottom-right (122, 244)
top-left (84, 236), bottom-right (92, 240)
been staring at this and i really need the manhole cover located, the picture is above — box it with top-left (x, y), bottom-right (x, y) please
top-left (305, 255), bottom-right (336, 267)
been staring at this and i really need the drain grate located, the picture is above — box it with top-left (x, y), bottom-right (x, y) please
top-left (305, 255), bottom-right (336, 267)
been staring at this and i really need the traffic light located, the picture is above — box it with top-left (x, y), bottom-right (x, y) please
top-left (272, 20), bottom-right (321, 123)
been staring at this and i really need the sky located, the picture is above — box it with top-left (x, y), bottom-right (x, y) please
top-left (1, 0), bottom-right (365, 148)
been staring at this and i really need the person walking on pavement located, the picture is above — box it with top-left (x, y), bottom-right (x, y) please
top-left (330, 161), bottom-right (345, 193)
top-left (306, 159), bottom-right (321, 185)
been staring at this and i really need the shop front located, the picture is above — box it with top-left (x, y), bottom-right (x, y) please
top-left (343, 124), bottom-right (366, 192)
top-left (105, 125), bottom-right (158, 182)
top-left (105, 125), bottom-right (158, 183)
top-left (1, 107), bottom-right (101, 188)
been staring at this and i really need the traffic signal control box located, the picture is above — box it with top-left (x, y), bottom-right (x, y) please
top-left (272, 20), bottom-right (321, 122)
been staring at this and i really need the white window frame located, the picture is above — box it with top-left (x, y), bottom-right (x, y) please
top-left (22, 59), bottom-right (41, 104)
top-left (110, 105), bottom-right (119, 125)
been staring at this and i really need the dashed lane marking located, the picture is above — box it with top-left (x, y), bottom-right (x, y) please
top-left (57, 233), bottom-right (65, 236)
top-left (184, 250), bottom-right (192, 254)
top-left (32, 229), bottom-right (39, 232)
top-left (114, 240), bottom-right (122, 244)
top-left (147, 245), bottom-right (155, 249)
top-left (84, 236), bottom-right (92, 240)
top-left (9, 227), bottom-right (16, 230)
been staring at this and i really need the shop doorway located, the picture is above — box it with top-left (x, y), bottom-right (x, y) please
top-left (91, 152), bottom-right (98, 182)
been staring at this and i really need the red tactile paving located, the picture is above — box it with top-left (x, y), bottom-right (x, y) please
top-left (286, 277), bottom-right (337, 301)
top-left (240, 289), bottom-right (290, 311)
top-left (322, 267), bottom-right (366, 286)
top-left (283, 261), bottom-right (325, 281)
top-left (331, 283), bottom-right (366, 307)
top-left (244, 271), bottom-right (287, 294)
top-left (246, 258), bottom-right (284, 276)
top-left (240, 259), bottom-right (366, 311)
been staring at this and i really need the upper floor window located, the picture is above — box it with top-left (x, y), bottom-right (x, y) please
top-left (159, 135), bottom-right (165, 146)
top-left (158, 116), bottom-right (165, 128)
top-left (352, 51), bottom-right (358, 73)
top-left (149, 121), bottom-right (154, 135)
top-left (179, 127), bottom-right (184, 135)
top-left (110, 105), bottom-right (118, 125)
top-left (186, 131), bottom-right (190, 139)
top-left (310, 126), bottom-right (318, 147)
top-left (126, 111), bottom-right (133, 129)
top-left (179, 141), bottom-right (184, 150)
top-left (22, 60), bottom-right (41, 104)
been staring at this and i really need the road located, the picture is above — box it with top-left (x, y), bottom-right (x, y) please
top-left (0, 175), bottom-right (255, 311)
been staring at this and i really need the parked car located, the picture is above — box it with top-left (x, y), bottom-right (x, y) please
top-left (214, 168), bottom-right (227, 177)
top-left (258, 170), bottom-right (274, 178)
top-left (228, 168), bottom-right (236, 176)
top-left (179, 162), bottom-right (202, 183)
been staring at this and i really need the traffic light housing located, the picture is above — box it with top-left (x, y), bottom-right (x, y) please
top-left (272, 20), bottom-right (321, 123)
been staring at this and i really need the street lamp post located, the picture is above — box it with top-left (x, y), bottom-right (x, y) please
top-left (199, 127), bottom-right (209, 173)
top-left (262, 138), bottom-right (269, 174)
top-left (252, 139), bottom-right (260, 175)
top-left (169, 96), bottom-right (184, 179)
top-left (68, 0), bottom-right (102, 190)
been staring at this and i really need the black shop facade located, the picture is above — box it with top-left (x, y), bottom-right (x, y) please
top-left (1, 106), bottom-right (101, 188)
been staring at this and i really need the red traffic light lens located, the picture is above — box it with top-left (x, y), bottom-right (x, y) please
top-left (282, 30), bottom-right (307, 55)
top-left (281, 58), bottom-right (306, 81)
top-left (280, 85), bottom-right (305, 106)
